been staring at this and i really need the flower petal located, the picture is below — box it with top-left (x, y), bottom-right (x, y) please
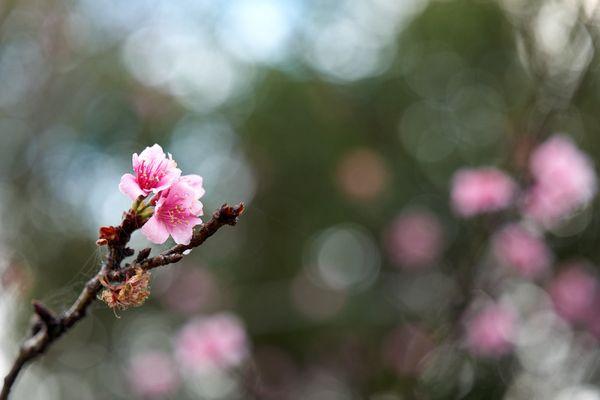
top-left (138, 144), bottom-right (166, 161)
top-left (169, 217), bottom-right (202, 245)
top-left (141, 215), bottom-right (170, 244)
top-left (180, 174), bottom-right (205, 198)
top-left (119, 174), bottom-right (146, 200)
top-left (190, 200), bottom-right (204, 217)
top-left (153, 164), bottom-right (181, 193)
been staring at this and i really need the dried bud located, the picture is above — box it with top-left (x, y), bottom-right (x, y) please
top-left (98, 226), bottom-right (120, 246)
top-left (99, 268), bottom-right (151, 313)
top-left (216, 203), bottom-right (245, 225)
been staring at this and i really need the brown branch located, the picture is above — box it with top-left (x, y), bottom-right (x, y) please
top-left (0, 203), bottom-right (244, 400)
top-left (109, 203), bottom-right (245, 280)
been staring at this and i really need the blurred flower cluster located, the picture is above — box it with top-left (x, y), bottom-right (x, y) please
top-left (127, 312), bottom-right (249, 399)
top-left (449, 134), bottom-right (599, 355)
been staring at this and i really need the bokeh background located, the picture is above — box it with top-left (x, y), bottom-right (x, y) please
top-left (2, 0), bottom-right (600, 399)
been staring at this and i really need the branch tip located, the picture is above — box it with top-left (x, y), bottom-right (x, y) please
top-left (216, 202), bottom-right (245, 225)
top-left (31, 301), bottom-right (57, 328)
top-left (135, 248), bottom-right (152, 262)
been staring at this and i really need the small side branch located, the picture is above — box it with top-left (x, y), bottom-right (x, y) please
top-left (109, 203), bottom-right (245, 280)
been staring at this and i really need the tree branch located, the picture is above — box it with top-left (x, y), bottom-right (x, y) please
top-left (108, 203), bottom-right (245, 280)
top-left (0, 203), bottom-right (244, 400)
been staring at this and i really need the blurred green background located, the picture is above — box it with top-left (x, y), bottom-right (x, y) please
top-left (2, 0), bottom-right (600, 399)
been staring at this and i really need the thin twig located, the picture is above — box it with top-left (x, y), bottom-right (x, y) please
top-left (0, 203), bottom-right (244, 400)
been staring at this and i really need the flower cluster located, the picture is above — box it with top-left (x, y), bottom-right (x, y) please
top-left (491, 223), bottom-right (552, 279)
top-left (465, 303), bottom-right (516, 358)
top-left (451, 167), bottom-right (516, 217)
top-left (126, 312), bottom-right (249, 398)
top-left (175, 313), bottom-right (249, 374)
top-left (119, 144), bottom-right (205, 245)
top-left (446, 134), bottom-right (598, 358)
top-left (549, 263), bottom-right (598, 324)
top-left (523, 135), bottom-right (597, 227)
top-left (127, 352), bottom-right (180, 398)
top-left (451, 135), bottom-right (596, 225)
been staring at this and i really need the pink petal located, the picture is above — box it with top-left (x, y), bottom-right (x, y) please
top-left (180, 174), bottom-right (205, 198)
top-left (190, 200), bottom-right (204, 217)
top-left (132, 152), bottom-right (140, 169)
top-left (141, 215), bottom-right (170, 244)
top-left (138, 144), bottom-right (166, 162)
top-left (169, 217), bottom-right (202, 245)
top-left (119, 173), bottom-right (146, 200)
top-left (153, 164), bottom-right (181, 193)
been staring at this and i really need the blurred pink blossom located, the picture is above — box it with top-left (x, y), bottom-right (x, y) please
top-left (523, 135), bottom-right (597, 226)
top-left (491, 223), bottom-right (552, 278)
top-left (385, 209), bottom-right (444, 270)
top-left (141, 178), bottom-right (204, 245)
top-left (160, 267), bottom-right (220, 315)
top-left (451, 168), bottom-right (516, 217)
top-left (127, 351), bottom-right (180, 398)
top-left (175, 313), bottom-right (249, 374)
top-left (549, 264), bottom-right (597, 323)
top-left (119, 144), bottom-right (181, 200)
top-left (465, 303), bottom-right (516, 357)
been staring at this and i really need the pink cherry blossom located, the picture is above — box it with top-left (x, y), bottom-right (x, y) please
top-left (159, 267), bottom-right (219, 315)
top-left (465, 303), bottom-right (516, 358)
top-left (175, 313), bottom-right (249, 374)
top-left (491, 223), bottom-right (552, 278)
top-left (141, 178), bottom-right (204, 245)
top-left (451, 167), bottom-right (516, 217)
top-left (119, 144), bottom-right (181, 200)
top-left (385, 209), bottom-right (444, 270)
top-left (549, 264), bottom-right (597, 323)
top-left (127, 351), bottom-right (180, 398)
top-left (523, 135), bottom-right (597, 226)
top-left (178, 174), bottom-right (205, 215)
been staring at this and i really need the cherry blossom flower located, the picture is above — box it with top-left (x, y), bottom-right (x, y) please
top-left (549, 264), bottom-right (597, 324)
top-left (141, 177), bottom-right (204, 245)
top-left (174, 313), bottom-right (249, 374)
top-left (119, 144), bottom-right (181, 200)
top-left (159, 267), bottom-right (219, 315)
top-left (127, 351), bottom-right (180, 398)
top-left (465, 303), bottom-right (516, 357)
top-left (451, 167), bottom-right (516, 217)
top-left (491, 223), bottom-right (552, 278)
top-left (385, 209), bottom-right (444, 270)
top-left (523, 135), bottom-right (597, 226)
